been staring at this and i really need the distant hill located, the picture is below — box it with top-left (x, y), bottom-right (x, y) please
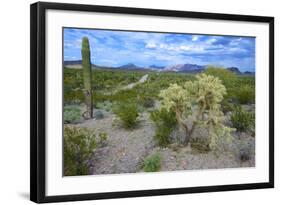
top-left (64, 60), bottom-right (82, 65)
top-left (64, 60), bottom-right (101, 69)
top-left (149, 65), bottom-right (165, 70)
top-left (243, 71), bottom-right (255, 75)
top-left (226, 67), bottom-right (255, 75)
top-left (164, 64), bottom-right (205, 73)
top-left (64, 60), bottom-right (82, 69)
top-left (64, 60), bottom-right (253, 75)
top-left (117, 63), bottom-right (140, 69)
top-left (227, 67), bottom-right (241, 74)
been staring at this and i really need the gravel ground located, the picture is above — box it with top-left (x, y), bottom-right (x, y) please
top-left (151, 132), bottom-right (254, 172)
top-left (76, 111), bottom-right (156, 174)
top-left (73, 106), bottom-right (255, 175)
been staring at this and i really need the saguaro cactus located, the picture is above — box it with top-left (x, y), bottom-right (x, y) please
top-left (81, 37), bottom-right (93, 119)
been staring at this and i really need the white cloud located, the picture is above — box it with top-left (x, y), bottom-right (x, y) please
top-left (179, 45), bottom-right (191, 51)
top-left (64, 42), bottom-right (73, 47)
top-left (157, 43), bottom-right (192, 52)
top-left (145, 42), bottom-right (157, 49)
top-left (229, 38), bottom-right (242, 46)
top-left (206, 38), bottom-right (217, 44)
top-left (191, 35), bottom-right (199, 41)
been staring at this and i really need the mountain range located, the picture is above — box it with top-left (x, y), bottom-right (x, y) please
top-left (64, 60), bottom-right (254, 75)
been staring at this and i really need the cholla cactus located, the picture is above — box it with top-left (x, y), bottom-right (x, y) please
top-left (159, 73), bottom-right (234, 150)
top-left (184, 74), bottom-right (226, 110)
top-left (159, 83), bottom-right (192, 144)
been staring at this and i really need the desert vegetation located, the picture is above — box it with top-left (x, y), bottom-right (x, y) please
top-left (63, 37), bottom-right (255, 176)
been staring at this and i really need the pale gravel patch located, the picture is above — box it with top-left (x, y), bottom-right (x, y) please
top-left (76, 111), bottom-right (156, 175)
top-left (157, 142), bottom-right (254, 172)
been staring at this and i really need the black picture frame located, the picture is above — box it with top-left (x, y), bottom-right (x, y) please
top-left (30, 1), bottom-right (274, 203)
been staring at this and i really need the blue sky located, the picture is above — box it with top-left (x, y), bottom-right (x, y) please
top-left (64, 28), bottom-right (255, 72)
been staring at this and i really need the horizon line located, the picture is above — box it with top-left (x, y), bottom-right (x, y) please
top-left (63, 59), bottom-right (255, 72)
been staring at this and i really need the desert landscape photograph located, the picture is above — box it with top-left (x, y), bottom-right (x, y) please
top-left (63, 28), bottom-right (255, 176)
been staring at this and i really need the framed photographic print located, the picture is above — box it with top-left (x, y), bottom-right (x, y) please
top-left (30, 1), bottom-right (274, 203)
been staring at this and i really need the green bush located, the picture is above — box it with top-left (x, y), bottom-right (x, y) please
top-left (93, 92), bottom-right (109, 104)
top-left (64, 126), bottom-right (96, 176)
top-left (98, 132), bottom-right (108, 146)
top-left (231, 105), bottom-right (255, 132)
top-left (190, 138), bottom-right (210, 153)
top-left (234, 84), bottom-right (255, 104)
top-left (150, 109), bottom-right (177, 146)
top-left (64, 88), bottom-right (84, 104)
top-left (113, 102), bottom-right (139, 129)
top-left (203, 66), bottom-right (237, 88)
top-left (236, 140), bottom-right (253, 162)
top-left (64, 106), bottom-right (81, 123)
top-left (221, 99), bottom-right (234, 113)
top-left (139, 95), bottom-right (155, 108)
top-left (95, 100), bottom-right (112, 112)
top-left (63, 69), bottom-right (84, 104)
top-left (93, 110), bottom-right (104, 119)
top-left (203, 66), bottom-right (239, 101)
top-left (239, 145), bottom-right (251, 161)
top-left (143, 153), bottom-right (161, 172)
top-left (111, 89), bottom-right (138, 104)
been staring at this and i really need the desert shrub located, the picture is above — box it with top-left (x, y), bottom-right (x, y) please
top-left (93, 110), bottom-right (104, 119)
top-left (203, 66), bottom-right (239, 100)
top-left (113, 101), bottom-right (139, 128)
top-left (159, 74), bottom-right (234, 152)
top-left (204, 66), bottom-right (237, 87)
top-left (64, 88), bottom-right (84, 104)
top-left (190, 138), bottom-right (210, 153)
top-left (111, 89), bottom-right (138, 103)
top-left (239, 146), bottom-right (251, 161)
top-left (221, 99), bottom-right (234, 114)
top-left (98, 132), bottom-right (108, 146)
top-left (64, 105), bottom-right (81, 123)
top-left (237, 141), bottom-right (253, 162)
top-left (93, 92), bottom-right (109, 104)
top-left (135, 105), bottom-right (145, 114)
top-left (64, 69), bottom-right (84, 104)
top-left (231, 105), bottom-right (255, 132)
top-left (150, 109), bottom-right (177, 146)
top-left (95, 100), bottom-right (112, 112)
top-left (234, 84), bottom-right (255, 104)
top-left (139, 95), bottom-right (155, 108)
top-left (64, 126), bottom-right (96, 176)
top-left (143, 153), bottom-right (161, 172)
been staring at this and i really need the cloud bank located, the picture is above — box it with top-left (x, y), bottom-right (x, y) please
top-left (64, 28), bottom-right (255, 72)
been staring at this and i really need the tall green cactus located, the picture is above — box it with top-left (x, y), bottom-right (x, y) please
top-left (81, 37), bottom-right (93, 119)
